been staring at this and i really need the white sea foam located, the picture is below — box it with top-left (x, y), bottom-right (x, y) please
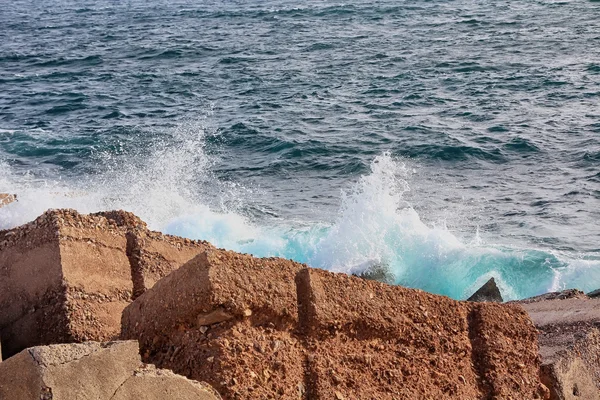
top-left (1, 126), bottom-right (599, 300)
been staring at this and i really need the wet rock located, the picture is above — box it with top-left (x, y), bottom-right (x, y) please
top-left (520, 289), bottom-right (587, 304)
top-left (467, 277), bottom-right (503, 303)
top-left (586, 288), bottom-right (600, 298)
top-left (355, 262), bottom-right (395, 284)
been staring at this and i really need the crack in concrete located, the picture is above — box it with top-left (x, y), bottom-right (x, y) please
top-left (108, 374), bottom-right (134, 400)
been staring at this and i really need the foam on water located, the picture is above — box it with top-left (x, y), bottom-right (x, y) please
top-left (1, 125), bottom-right (599, 301)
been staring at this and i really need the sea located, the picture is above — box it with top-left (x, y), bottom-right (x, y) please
top-left (1, 0), bottom-right (599, 300)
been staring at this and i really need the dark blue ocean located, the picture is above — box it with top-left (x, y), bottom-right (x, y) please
top-left (1, 0), bottom-right (599, 300)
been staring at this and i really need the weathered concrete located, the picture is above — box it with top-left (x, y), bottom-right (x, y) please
top-left (123, 249), bottom-right (546, 400)
top-left (0, 210), bottom-right (135, 358)
top-left (126, 229), bottom-right (214, 298)
top-left (122, 250), bottom-right (306, 399)
top-left (0, 341), bottom-right (220, 400)
top-left (0, 209), bottom-right (214, 359)
top-left (521, 295), bottom-right (600, 399)
top-left (538, 330), bottom-right (600, 400)
top-left (298, 268), bottom-right (543, 400)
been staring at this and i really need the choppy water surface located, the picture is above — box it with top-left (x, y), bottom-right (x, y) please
top-left (1, 0), bottom-right (599, 299)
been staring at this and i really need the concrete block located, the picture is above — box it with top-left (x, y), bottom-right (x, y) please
top-left (122, 249), bottom-right (306, 399)
top-left (297, 268), bottom-right (543, 399)
top-left (0, 341), bottom-right (220, 400)
top-left (0, 210), bottom-right (136, 358)
top-left (126, 229), bottom-right (214, 298)
top-left (521, 297), bottom-right (600, 399)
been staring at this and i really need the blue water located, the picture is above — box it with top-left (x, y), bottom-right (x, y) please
top-left (1, 0), bottom-right (599, 300)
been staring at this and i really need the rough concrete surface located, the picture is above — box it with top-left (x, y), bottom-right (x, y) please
top-left (299, 268), bottom-right (543, 400)
top-left (0, 209), bottom-right (216, 359)
top-left (0, 340), bottom-right (219, 400)
top-left (123, 249), bottom-right (546, 400)
top-left (521, 294), bottom-right (600, 399)
top-left (122, 249), bottom-right (306, 399)
top-left (126, 229), bottom-right (214, 298)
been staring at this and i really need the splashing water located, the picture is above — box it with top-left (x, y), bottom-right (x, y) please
top-left (1, 126), bottom-right (599, 301)
top-left (165, 150), bottom-right (600, 300)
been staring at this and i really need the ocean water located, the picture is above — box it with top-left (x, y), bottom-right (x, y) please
top-left (1, 0), bottom-right (599, 300)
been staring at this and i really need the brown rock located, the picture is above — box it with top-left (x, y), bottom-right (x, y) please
top-left (0, 209), bottom-right (212, 359)
top-left (521, 296), bottom-right (600, 399)
top-left (468, 302), bottom-right (541, 399)
top-left (297, 268), bottom-right (541, 400)
top-left (0, 209), bottom-right (136, 358)
top-left (0, 194), bottom-right (16, 208)
top-left (0, 340), bottom-right (220, 399)
top-left (124, 251), bottom-right (543, 400)
top-left (126, 229), bottom-right (214, 298)
top-left (122, 249), bottom-right (307, 399)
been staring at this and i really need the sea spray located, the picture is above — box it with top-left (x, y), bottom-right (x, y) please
top-left (2, 133), bottom-right (600, 300)
top-left (165, 152), bottom-right (600, 300)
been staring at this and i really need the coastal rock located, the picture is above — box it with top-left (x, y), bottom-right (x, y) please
top-left (355, 262), bottom-right (395, 284)
top-left (520, 295), bottom-right (600, 399)
top-left (519, 289), bottom-right (588, 304)
top-left (586, 288), bottom-right (600, 298)
top-left (467, 277), bottom-right (503, 302)
top-left (0, 209), bottom-right (213, 359)
top-left (0, 194), bottom-right (16, 208)
top-left (0, 210), bottom-right (135, 359)
top-left (123, 249), bottom-right (544, 399)
top-left (125, 227), bottom-right (214, 299)
top-left (121, 249), bottom-right (306, 399)
top-left (0, 340), bottom-right (220, 399)
top-left (298, 268), bottom-right (542, 399)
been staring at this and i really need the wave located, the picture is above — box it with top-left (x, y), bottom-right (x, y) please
top-left (1, 124), bottom-right (599, 301)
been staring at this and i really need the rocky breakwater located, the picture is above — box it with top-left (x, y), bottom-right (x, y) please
top-left (122, 249), bottom-right (546, 399)
top-left (0, 208), bottom-right (551, 398)
top-left (0, 208), bottom-right (214, 359)
top-left (0, 341), bottom-right (219, 399)
top-left (518, 290), bottom-right (600, 400)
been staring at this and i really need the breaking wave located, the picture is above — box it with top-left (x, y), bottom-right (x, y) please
top-left (1, 123), bottom-right (599, 301)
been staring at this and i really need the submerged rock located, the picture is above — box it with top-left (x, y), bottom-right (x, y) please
top-left (467, 277), bottom-right (503, 303)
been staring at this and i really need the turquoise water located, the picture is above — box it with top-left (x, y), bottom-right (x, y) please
top-left (1, 0), bottom-right (599, 300)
